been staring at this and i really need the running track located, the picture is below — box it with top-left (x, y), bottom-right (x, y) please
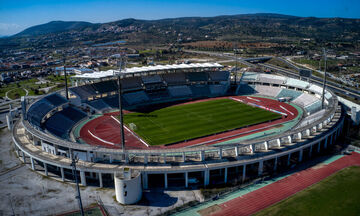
top-left (209, 152), bottom-right (360, 216)
top-left (79, 96), bottom-right (298, 149)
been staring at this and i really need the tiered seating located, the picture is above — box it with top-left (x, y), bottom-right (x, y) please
top-left (70, 85), bottom-right (96, 99)
top-left (103, 95), bottom-right (120, 108)
top-left (168, 85), bottom-right (193, 98)
top-left (209, 84), bottom-right (228, 96)
top-left (292, 93), bottom-right (319, 107)
top-left (237, 84), bottom-right (257, 95)
top-left (276, 88), bottom-right (303, 100)
top-left (147, 89), bottom-right (170, 101)
top-left (44, 93), bottom-right (67, 106)
top-left (308, 84), bottom-right (323, 95)
top-left (87, 99), bottom-right (111, 111)
top-left (44, 106), bottom-right (87, 138)
top-left (141, 75), bottom-right (162, 84)
top-left (27, 93), bottom-right (68, 127)
top-left (255, 85), bottom-right (281, 97)
top-left (27, 101), bottom-right (55, 127)
top-left (190, 85), bottom-right (210, 97)
top-left (208, 71), bottom-right (229, 81)
top-left (257, 74), bottom-right (286, 85)
top-left (241, 72), bottom-right (258, 81)
top-left (162, 73), bottom-right (187, 85)
top-left (123, 91), bottom-right (150, 105)
top-left (285, 78), bottom-right (309, 89)
top-left (120, 77), bottom-right (143, 90)
top-left (92, 80), bottom-right (117, 93)
top-left (304, 101), bottom-right (322, 114)
top-left (187, 72), bottom-right (208, 82)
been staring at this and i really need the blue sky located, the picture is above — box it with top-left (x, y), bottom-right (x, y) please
top-left (0, 0), bottom-right (359, 35)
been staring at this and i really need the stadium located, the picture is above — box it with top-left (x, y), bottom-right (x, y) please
top-left (10, 62), bottom-right (344, 204)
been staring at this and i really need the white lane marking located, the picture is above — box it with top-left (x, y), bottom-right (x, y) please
top-left (88, 130), bottom-right (115, 145)
top-left (247, 96), bottom-right (261, 102)
top-left (110, 115), bottom-right (149, 147)
top-left (280, 105), bottom-right (294, 116)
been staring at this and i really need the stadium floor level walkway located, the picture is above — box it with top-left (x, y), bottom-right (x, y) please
top-left (175, 152), bottom-right (360, 216)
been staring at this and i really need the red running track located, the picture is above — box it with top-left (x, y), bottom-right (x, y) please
top-left (79, 96), bottom-right (298, 149)
top-left (210, 152), bottom-right (360, 216)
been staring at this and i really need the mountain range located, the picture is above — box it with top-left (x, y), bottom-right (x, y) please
top-left (2, 13), bottom-right (360, 49)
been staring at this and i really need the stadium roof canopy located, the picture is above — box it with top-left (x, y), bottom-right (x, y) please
top-left (72, 63), bottom-right (223, 80)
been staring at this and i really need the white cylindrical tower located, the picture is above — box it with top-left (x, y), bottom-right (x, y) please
top-left (114, 169), bottom-right (142, 205)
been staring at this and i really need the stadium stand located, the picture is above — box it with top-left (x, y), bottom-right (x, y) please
top-left (120, 77), bottom-right (143, 90)
top-left (187, 72), bottom-right (209, 82)
top-left (147, 89), bottom-right (170, 101)
top-left (162, 73), bottom-right (187, 85)
top-left (208, 71), bottom-right (229, 81)
top-left (44, 93), bottom-right (67, 106)
top-left (44, 106), bottom-right (87, 138)
top-left (209, 84), bottom-right (228, 96)
top-left (257, 74), bottom-right (286, 85)
top-left (70, 85), bottom-right (96, 100)
top-left (285, 78), bottom-right (309, 89)
top-left (241, 72), bottom-right (259, 81)
top-left (92, 80), bottom-right (117, 93)
top-left (123, 91), bottom-right (150, 105)
top-left (255, 85), bottom-right (282, 97)
top-left (141, 75), bottom-right (163, 84)
top-left (87, 99), bottom-right (111, 111)
top-left (190, 85), bottom-right (210, 97)
top-left (308, 84), bottom-right (324, 95)
top-left (304, 101), bottom-right (322, 114)
top-left (292, 93), bottom-right (319, 107)
top-left (237, 84), bottom-right (257, 95)
top-left (27, 101), bottom-right (55, 127)
top-left (103, 95), bottom-right (121, 108)
top-left (276, 88), bottom-right (303, 100)
top-left (168, 85), bottom-right (193, 98)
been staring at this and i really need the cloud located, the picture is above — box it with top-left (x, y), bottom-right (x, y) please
top-left (0, 23), bottom-right (23, 36)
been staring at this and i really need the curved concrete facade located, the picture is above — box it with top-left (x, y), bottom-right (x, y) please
top-left (114, 170), bottom-right (142, 204)
top-left (11, 73), bottom-right (345, 190)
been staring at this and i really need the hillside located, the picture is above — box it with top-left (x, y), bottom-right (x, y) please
top-left (1, 13), bottom-right (360, 49)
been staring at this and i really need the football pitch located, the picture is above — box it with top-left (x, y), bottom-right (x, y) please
top-left (123, 98), bottom-right (281, 146)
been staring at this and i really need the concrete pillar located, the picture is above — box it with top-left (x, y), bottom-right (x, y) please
top-left (234, 146), bottom-right (239, 157)
top-left (99, 173), bottom-right (103, 188)
top-left (298, 132), bottom-right (302, 140)
top-left (125, 153), bottom-right (129, 164)
top-left (274, 157), bottom-right (278, 171)
top-left (60, 167), bottom-right (65, 182)
top-left (324, 137), bottom-right (328, 149)
top-left (144, 154), bottom-right (148, 164)
top-left (277, 138), bottom-right (282, 147)
top-left (306, 129), bottom-right (311, 137)
top-left (219, 148), bottom-right (223, 159)
top-left (44, 163), bottom-right (48, 176)
top-left (204, 170), bottom-right (209, 186)
top-left (200, 151), bottom-right (205, 161)
top-left (258, 161), bottom-right (264, 176)
top-left (182, 152), bottom-right (186, 162)
top-left (309, 144), bottom-right (313, 158)
top-left (263, 142), bottom-right (268, 151)
top-left (164, 173), bottom-right (168, 189)
top-left (69, 148), bottom-right (73, 159)
top-left (163, 154), bottom-right (167, 164)
top-left (299, 149), bottom-right (303, 162)
top-left (142, 173), bottom-right (148, 189)
top-left (30, 157), bottom-right (35, 170)
top-left (224, 167), bottom-right (228, 183)
top-left (185, 172), bottom-right (188, 188)
top-left (287, 136), bottom-right (292, 144)
top-left (317, 141), bottom-right (321, 153)
top-left (109, 155), bottom-right (113, 163)
top-left (22, 151), bottom-right (26, 163)
top-left (80, 171), bottom-right (86, 186)
top-left (242, 164), bottom-right (246, 183)
top-left (287, 153), bottom-right (291, 166)
top-left (54, 145), bottom-right (58, 155)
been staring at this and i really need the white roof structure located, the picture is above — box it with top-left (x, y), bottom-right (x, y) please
top-left (72, 63), bottom-right (223, 80)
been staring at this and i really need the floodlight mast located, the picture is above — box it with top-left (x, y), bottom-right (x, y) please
top-left (116, 54), bottom-right (126, 151)
top-left (63, 57), bottom-right (69, 100)
top-left (321, 48), bottom-right (327, 109)
top-left (71, 155), bottom-right (84, 216)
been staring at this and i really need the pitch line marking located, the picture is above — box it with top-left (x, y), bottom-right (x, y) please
top-left (110, 115), bottom-right (149, 147)
top-left (88, 130), bottom-right (115, 145)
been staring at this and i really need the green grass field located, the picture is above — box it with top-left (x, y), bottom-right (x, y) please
top-left (255, 166), bottom-right (360, 216)
top-left (123, 98), bottom-right (281, 146)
